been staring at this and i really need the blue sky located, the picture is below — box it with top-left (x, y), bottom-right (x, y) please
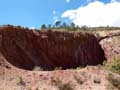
top-left (0, 0), bottom-right (120, 28)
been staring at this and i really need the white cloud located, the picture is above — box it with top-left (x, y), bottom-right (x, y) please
top-left (62, 1), bottom-right (120, 27)
top-left (66, 0), bottom-right (70, 3)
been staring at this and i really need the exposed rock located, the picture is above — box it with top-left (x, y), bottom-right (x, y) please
top-left (98, 30), bottom-right (120, 61)
top-left (0, 25), bottom-right (120, 90)
top-left (0, 25), bottom-right (105, 70)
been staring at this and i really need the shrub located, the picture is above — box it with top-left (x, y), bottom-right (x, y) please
top-left (104, 57), bottom-right (120, 74)
top-left (16, 76), bottom-right (25, 86)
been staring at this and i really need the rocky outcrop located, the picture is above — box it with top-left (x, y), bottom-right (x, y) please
top-left (0, 25), bottom-right (106, 70)
top-left (99, 31), bottom-right (120, 61)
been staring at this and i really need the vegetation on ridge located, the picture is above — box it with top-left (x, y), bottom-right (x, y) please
top-left (41, 21), bottom-right (120, 31)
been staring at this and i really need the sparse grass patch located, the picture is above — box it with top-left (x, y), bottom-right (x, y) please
top-left (104, 57), bottom-right (120, 74)
top-left (16, 76), bottom-right (25, 86)
top-left (54, 67), bottom-right (63, 70)
top-left (76, 66), bottom-right (84, 70)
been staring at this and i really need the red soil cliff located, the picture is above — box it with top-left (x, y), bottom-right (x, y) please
top-left (0, 25), bottom-right (105, 70)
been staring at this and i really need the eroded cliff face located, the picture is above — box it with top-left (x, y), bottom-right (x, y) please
top-left (98, 30), bottom-right (120, 61)
top-left (0, 26), bottom-right (106, 70)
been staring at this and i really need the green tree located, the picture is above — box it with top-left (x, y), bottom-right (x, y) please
top-left (55, 21), bottom-right (61, 27)
top-left (69, 22), bottom-right (76, 31)
top-left (71, 22), bottom-right (75, 27)
top-left (41, 24), bottom-right (47, 30)
top-left (62, 22), bottom-right (67, 28)
top-left (48, 24), bottom-right (52, 29)
top-left (81, 25), bottom-right (88, 30)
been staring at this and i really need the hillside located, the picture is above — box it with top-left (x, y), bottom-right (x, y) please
top-left (0, 25), bottom-right (120, 90)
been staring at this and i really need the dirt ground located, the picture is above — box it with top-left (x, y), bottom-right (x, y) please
top-left (1, 59), bottom-right (119, 90)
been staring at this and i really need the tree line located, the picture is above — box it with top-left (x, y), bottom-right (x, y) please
top-left (41, 21), bottom-right (87, 31)
top-left (41, 21), bottom-right (120, 31)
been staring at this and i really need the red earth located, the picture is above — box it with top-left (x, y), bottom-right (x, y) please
top-left (0, 25), bottom-right (120, 90)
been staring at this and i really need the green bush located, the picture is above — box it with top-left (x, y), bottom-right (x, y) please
top-left (104, 57), bottom-right (120, 74)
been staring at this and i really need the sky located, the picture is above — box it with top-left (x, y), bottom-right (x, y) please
top-left (0, 0), bottom-right (120, 28)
